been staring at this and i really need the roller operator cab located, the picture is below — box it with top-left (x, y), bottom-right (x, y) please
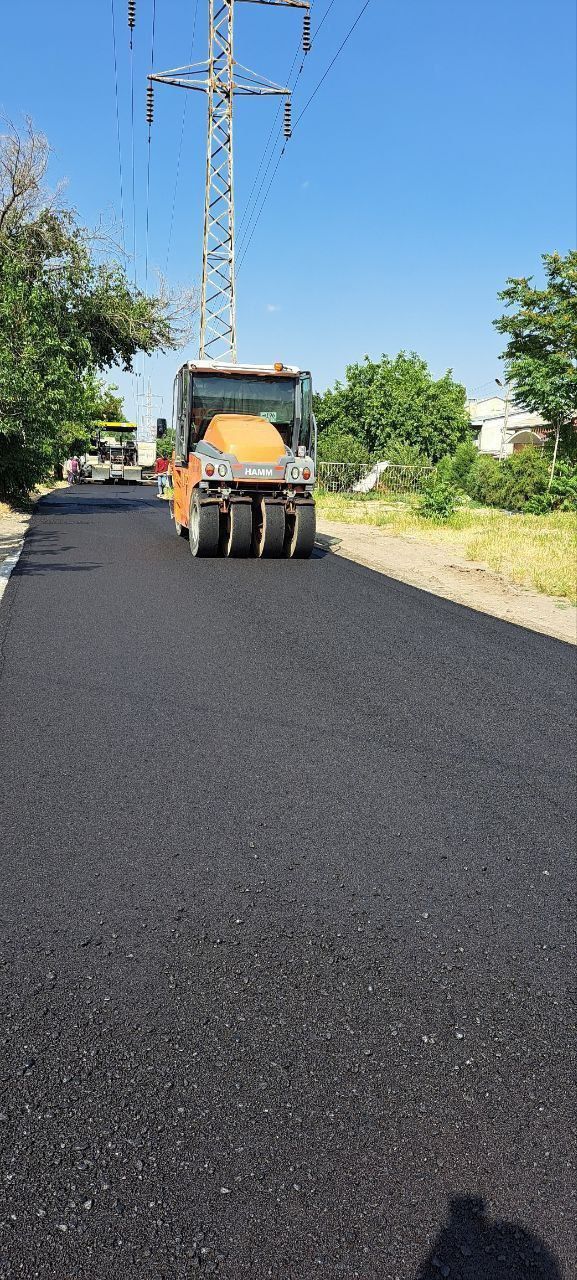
top-left (171, 361), bottom-right (317, 559)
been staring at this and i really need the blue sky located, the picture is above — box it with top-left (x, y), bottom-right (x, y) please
top-left (1, 0), bottom-right (575, 427)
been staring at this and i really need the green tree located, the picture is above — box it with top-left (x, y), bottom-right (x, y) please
top-left (314, 352), bottom-right (469, 462)
top-left (316, 427), bottom-right (370, 465)
top-left (494, 252), bottom-right (577, 484)
top-left (0, 119), bottom-right (180, 500)
top-left (89, 378), bottom-right (127, 423)
top-left (448, 438), bottom-right (478, 491)
top-left (156, 428), bottom-right (175, 460)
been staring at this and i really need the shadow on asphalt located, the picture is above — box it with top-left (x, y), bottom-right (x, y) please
top-left (41, 488), bottom-right (157, 515)
top-left (14, 561), bottom-right (101, 575)
top-left (414, 1196), bottom-right (563, 1279)
top-left (12, 527), bottom-right (101, 576)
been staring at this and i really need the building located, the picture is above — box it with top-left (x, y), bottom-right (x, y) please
top-left (468, 396), bottom-right (547, 457)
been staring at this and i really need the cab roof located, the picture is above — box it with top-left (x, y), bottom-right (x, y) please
top-left (181, 360), bottom-right (304, 377)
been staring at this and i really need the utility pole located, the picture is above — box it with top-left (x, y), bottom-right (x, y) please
top-left (496, 377), bottom-right (512, 461)
top-left (148, 0), bottom-right (310, 364)
top-left (136, 379), bottom-right (162, 442)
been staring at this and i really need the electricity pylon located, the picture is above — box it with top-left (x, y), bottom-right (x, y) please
top-left (148, 0), bottom-right (310, 364)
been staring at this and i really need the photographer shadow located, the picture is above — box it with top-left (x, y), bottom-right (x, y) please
top-left (414, 1196), bottom-right (563, 1279)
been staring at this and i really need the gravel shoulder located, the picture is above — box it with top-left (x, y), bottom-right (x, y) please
top-left (0, 507), bottom-right (31, 599)
top-left (316, 516), bottom-right (577, 645)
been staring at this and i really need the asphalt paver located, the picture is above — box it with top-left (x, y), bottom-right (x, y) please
top-left (0, 487), bottom-right (574, 1278)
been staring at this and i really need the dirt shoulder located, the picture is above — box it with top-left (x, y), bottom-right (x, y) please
top-left (0, 507), bottom-right (31, 572)
top-left (316, 516), bottom-right (577, 645)
top-left (0, 485), bottom-right (66, 581)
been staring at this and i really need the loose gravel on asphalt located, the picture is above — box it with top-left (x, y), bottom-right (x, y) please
top-left (0, 487), bottom-right (574, 1278)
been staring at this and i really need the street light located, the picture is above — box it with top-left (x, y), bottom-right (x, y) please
top-left (495, 377), bottom-right (511, 461)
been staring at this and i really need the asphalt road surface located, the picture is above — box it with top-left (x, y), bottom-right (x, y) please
top-left (0, 486), bottom-right (574, 1279)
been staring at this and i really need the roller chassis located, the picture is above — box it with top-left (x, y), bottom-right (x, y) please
top-left (186, 484), bottom-right (316, 559)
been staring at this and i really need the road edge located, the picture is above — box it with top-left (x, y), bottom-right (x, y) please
top-left (315, 528), bottom-right (577, 646)
top-left (0, 514), bottom-right (31, 605)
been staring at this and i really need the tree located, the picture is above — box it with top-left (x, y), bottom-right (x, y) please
top-left (156, 428), bottom-right (175, 460)
top-left (314, 353), bottom-right (469, 462)
top-left (316, 428), bottom-right (370, 465)
top-left (494, 252), bottom-right (577, 485)
top-left (0, 118), bottom-right (192, 500)
top-left (88, 377), bottom-right (127, 423)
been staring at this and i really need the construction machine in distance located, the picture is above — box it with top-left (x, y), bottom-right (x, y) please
top-left (81, 425), bottom-right (156, 485)
top-left (170, 360), bottom-right (316, 559)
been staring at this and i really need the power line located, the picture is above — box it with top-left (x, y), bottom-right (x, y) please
top-left (293, 0), bottom-right (372, 129)
top-left (237, 145), bottom-right (285, 273)
top-left (236, 0), bottom-right (337, 247)
top-left (144, 0), bottom-right (157, 288)
top-left (238, 0), bottom-right (373, 271)
top-left (237, 45), bottom-right (300, 242)
top-left (314, 0), bottom-right (337, 39)
top-left (164, 0), bottom-right (200, 273)
top-left (129, 38), bottom-right (137, 286)
top-left (110, 0), bottom-right (126, 252)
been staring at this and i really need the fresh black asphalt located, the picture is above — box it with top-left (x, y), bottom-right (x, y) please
top-left (0, 486), bottom-right (574, 1278)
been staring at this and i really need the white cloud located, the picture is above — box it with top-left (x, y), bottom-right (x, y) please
top-left (266, 303), bottom-right (281, 313)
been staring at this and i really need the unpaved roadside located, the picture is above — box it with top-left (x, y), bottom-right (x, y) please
top-left (0, 485), bottom-right (66, 598)
top-left (316, 517), bottom-right (577, 645)
top-left (0, 508), bottom-right (31, 599)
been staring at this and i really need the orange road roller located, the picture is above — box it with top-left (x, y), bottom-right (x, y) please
top-left (167, 361), bottom-right (316, 559)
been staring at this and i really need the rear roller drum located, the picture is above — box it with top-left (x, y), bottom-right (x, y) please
top-left (284, 502), bottom-right (316, 559)
top-left (252, 499), bottom-right (286, 558)
top-left (189, 492), bottom-right (220, 557)
top-left (222, 501), bottom-right (253, 558)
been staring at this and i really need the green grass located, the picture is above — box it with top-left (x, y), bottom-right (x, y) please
top-left (316, 494), bottom-right (577, 604)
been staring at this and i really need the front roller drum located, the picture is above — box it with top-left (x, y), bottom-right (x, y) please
top-left (222, 500), bottom-right (253, 558)
top-left (252, 498), bottom-right (286, 558)
top-left (189, 492), bottom-right (220, 557)
top-left (284, 501), bottom-right (316, 559)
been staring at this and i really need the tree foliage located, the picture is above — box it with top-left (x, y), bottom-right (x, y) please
top-left (494, 252), bottom-right (577, 466)
top-left (0, 119), bottom-right (181, 499)
top-left (314, 352), bottom-right (469, 463)
top-left (316, 427), bottom-right (370, 465)
top-left (156, 428), bottom-right (176, 460)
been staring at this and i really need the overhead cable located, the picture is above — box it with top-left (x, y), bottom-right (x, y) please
top-left (110, 0), bottom-right (126, 252)
top-left (239, 0), bottom-right (373, 270)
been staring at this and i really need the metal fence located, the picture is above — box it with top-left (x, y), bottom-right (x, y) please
top-left (317, 461), bottom-right (433, 496)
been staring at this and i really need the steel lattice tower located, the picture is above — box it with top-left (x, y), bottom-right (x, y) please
top-left (149, 0), bottom-right (310, 363)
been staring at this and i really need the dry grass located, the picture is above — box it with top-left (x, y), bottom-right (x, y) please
top-left (316, 494), bottom-right (577, 604)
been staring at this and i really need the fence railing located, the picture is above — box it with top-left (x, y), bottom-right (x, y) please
top-left (317, 461), bottom-right (433, 496)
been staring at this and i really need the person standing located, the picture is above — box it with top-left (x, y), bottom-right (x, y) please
top-left (155, 454), bottom-right (169, 497)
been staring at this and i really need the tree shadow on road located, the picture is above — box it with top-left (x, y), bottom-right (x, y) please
top-left (10, 527), bottom-right (101, 576)
top-left (414, 1196), bottom-right (564, 1280)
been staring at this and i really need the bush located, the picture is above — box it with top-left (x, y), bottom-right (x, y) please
top-left (434, 455), bottom-right (454, 484)
top-left (449, 439), bottom-right (478, 492)
top-left (499, 449), bottom-right (549, 511)
top-left (549, 459), bottom-right (577, 511)
top-left (468, 454), bottom-right (504, 506)
top-left (316, 429), bottom-right (370, 465)
top-left (384, 439), bottom-right (430, 466)
top-left (466, 447), bottom-right (577, 513)
top-left (418, 477), bottom-right (458, 520)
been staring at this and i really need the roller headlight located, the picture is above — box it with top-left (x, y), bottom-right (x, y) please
top-left (205, 463), bottom-right (215, 477)
top-left (217, 464), bottom-right (228, 477)
top-left (291, 466), bottom-right (300, 480)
